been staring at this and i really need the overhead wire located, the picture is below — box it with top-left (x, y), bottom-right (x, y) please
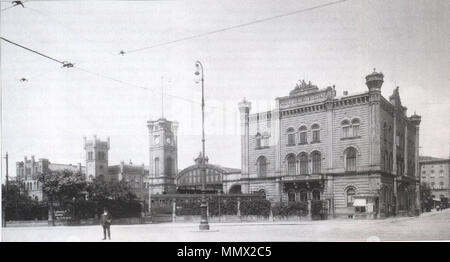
top-left (2, 0), bottom-right (353, 114)
top-left (123, 0), bottom-right (349, 54)
top-left (0, 0), bottom-right (28, 12)
top-left (1, 36), bottom-right (67, 65)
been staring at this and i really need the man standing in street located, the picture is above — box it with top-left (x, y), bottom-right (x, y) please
top-left (100, 209), bottom-right (112, 240)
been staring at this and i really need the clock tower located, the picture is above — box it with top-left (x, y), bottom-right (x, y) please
top-left (147, 118), bottom-right (178, 194)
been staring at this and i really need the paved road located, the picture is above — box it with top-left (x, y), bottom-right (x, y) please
top-left (2, 209), bottom-right (450, 242)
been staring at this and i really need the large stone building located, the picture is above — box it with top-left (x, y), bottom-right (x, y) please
top-left (237, 70), bottom-right (422, 218)
top-left (108, 161), bottom-right (150, 201)
top-left (419, 156), bottom-right (450, 199)
top-left (83, 135), bottom-right (149, 203)
top-left (16, 156), bottom-right (85, 201)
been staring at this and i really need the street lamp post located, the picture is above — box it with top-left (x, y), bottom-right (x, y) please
top-left (72, 197), bottom-right (76, 223)
top-left (195, 61), bottom-right (210, 230)
top-left (2, 152), bottom-right (9, 227)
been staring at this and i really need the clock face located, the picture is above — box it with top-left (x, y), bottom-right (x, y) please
top-left (153, 136), bottom-right (160, 144)
top-left (166, 137), bottom-right (172, 145)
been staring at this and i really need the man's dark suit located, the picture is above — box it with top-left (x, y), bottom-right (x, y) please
top-left (100, 213), bottom-right (112, 240)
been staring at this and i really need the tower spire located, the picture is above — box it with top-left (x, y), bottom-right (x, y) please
top-left (161, 76), bottom-right (164, 119)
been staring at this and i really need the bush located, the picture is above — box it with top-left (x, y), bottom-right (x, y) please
top-left (311, 200), bottom-right (326, 217)
top-left (103, 199), bottom-right (142, 218)
top-left (175, 199), bottom-right (201, 216)
top-left (74, 199), bottom-right (97, 219)
top-left (209, 198), bottom-right (238, 216)
top-left (272, 202), bottom-right (308, 217)
top-left (150, 205), bottom-right (173, 215)
top-left (240, 199), bottom-right (271, 217)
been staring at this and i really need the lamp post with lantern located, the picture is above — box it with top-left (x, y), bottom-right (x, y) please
top-left (194, 61), bottom-right (210, 230)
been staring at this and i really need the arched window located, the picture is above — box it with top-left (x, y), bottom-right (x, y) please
top-left (311, 151), bottom-right (321, 174)
top-left (255, 133), bottom-right (262, 148)
top-left (299, 153), bottom-right (308, 175)
top-left (299, 190), bottom-right (308, 202)
top-left (299, 126), bottom-right (308, 144)
top-left (312, 190), bottom-right (321, 200)
top-left (257, 156), bottom-right (267, 178)
top-left (311, 124), bottom-right (320, 142)
top-left (346, 187), bottom-right (356, 207)
top-left (258, 189), bottom-right (266, 199)
top-left (341, 120), bottom-right (351, 138)
top-left (154, 157), bottom-right (160, 177)
top-left (345, 147), bottom-right (357, 172)
top-left (229, 184), bottom-right (242, 194)
top-left (288, 190), bottom-right (296, 202)
top-left (287, 128), bottom-right (295, 146)
top-left (165, 157), bottom-right (173, 177)
top-left (286, 154), bottom-right (296, 176)
top-left (351, 118), bottom-right (360, 137)
top-left (262, 132), bottom-right (270, 147)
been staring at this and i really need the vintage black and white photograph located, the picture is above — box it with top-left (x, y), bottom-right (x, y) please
top-left (1, 0), bottom-right (449, 243)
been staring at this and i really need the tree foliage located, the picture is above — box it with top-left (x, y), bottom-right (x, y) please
top-left (420, 182), bottom-right (434, 212)
top-left (272, 202), bottom-right (308, 217)
top-left (38, 169), bottom-right (86, 203)
top-left (239, 199), bottom-right (271, 217)
top-left (85, 178), bottom-right (141, 218)
top-left (2, 183), bottom-right (48, 220)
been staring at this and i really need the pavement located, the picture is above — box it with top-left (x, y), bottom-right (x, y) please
top-left (2, 209), bottom-right (450, 242)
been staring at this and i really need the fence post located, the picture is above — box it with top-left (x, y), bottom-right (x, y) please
top-left (307, 200), bottom-right (312, 220)
top-left (172, 198), bottom-right (176, 223)
top-left (269, 204), bottom-right (274, 221)
top-left (237, 197), bottom-right (241, 217)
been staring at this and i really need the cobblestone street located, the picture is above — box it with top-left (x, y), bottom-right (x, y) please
top-left (2, 209), bottom-right (450, 242)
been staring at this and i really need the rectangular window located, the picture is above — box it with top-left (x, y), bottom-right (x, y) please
top-left (343, 126), bottom-right (350, 138)
top-left (312, 130), bottom-right (320, 142)
top-left (98, 152), bottom-right (105, 161)
top-left (352, 125), bottom-right (359, 137)
top-left (300, 132), bottom-right (307, 144)
top-left (347, 158), bottom-right (356, 172)
top-left (88, 152), bottom-right (93, 161)
top-left (287, 133), bottom-right (295, 146)
top-left (256, 138), bottom-right (261, 148)
top-left (262, 137), bottom-right (269, 147)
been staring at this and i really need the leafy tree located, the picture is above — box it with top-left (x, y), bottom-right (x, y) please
top-left (420, 182), bottom-right (433, 212)
top-left (38, 169), bottom-right (87, 204)
top-left (2, 183), bottom-right (48, 220)
top-left (85, 179), bottom-right (137, 202)
top-left (85, 178), bottom-right (140, 218)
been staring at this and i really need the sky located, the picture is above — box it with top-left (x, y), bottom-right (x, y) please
top-left (1, 0), bottom-right (449, 178)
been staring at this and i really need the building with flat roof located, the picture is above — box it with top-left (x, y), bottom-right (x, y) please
top-left (419, 156), bottom-right (450, 199)
top-left (236, 70), bottom-right (421, 218)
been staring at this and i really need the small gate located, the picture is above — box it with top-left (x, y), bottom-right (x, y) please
top-left (311, 199), bottom-right (329, 220)
top-left (149, 198), bottom-right (173, 223)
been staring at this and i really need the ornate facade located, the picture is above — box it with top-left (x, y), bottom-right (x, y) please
top-left (237, 70), bottom-right (422, 218)
top-left (16, 156), bottom-right (85, 201)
